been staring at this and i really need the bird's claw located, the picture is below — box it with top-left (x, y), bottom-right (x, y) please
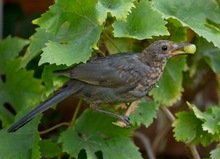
top-left (122, 116), bottom-right (131, 127)
top-left (112, 115), bottom-right (131, 128)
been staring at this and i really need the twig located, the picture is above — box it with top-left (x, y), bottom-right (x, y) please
top-left (160, 106), bottom-right (175, 122)
top-left (188, 145), bottom-right (201, 159)
top-left (92, 48), bottom-right (106, 57)
top-left (39, 122), bottom-right (70, 135)
top-left (103, 32), bottom-right (121, 53)
top-left (160, 106), bottom-right (201, 159)
top-left (39, 99), bottom-right (83, 134)
top-left (152, 122), bottom-right (171, 153)
top-left (133, 131), bottom-right (156, 159)
top-left (70, 98), bottom-right (82, 127)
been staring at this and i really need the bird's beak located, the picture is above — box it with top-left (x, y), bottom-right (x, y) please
top-left (169, 43), bottom-right (191, 57)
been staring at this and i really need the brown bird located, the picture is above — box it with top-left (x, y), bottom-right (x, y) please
top-left (8, 40), bottom-right (192, 132)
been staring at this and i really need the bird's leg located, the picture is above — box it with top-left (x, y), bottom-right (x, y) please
top-left (90, 104), bottom-right (130, 128)
top-left (113, 101), bottom-right (139, 128)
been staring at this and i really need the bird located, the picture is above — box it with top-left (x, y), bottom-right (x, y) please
top-left (8, 40), bottom-right (192, 132)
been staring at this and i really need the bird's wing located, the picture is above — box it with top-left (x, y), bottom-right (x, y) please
top-left (56, 53), bottom-right (146, 87)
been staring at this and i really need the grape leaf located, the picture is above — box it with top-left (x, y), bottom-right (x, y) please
top-left (189, 103), bottom-right (220, 134)
top-left (105, 37), bottom-right (134, 53)
top-left (172, 111), bottom-right (214, 146)
top-left (166, 22), bottom-right (187, 43)
top-left (149, 57), bottom-right (186, 106)
top-left (130, 99), bottom-right (159, 127)
top-left (41, 64), bottom-right (68, 96)
top-left (173, 102), bottom-right (220, 147)
top-left (31, 130), bottom-right (41, 159)
top-left (0, 59), bottom-right (45, 118)
top-left (189, 37), bottom-right (220, 79)
top-left (21, 28), bottom-right (55, 67)
top-left (0, 36), bottom-right (29, 74)
top-left (211, 145), bottom-right (220, 159)
top-left (0, 130), bottom-right (41, 159)
top-left (203, 48), bottom-right (220, 73)
top-left (96, 0), bottom-right (135, 24)
top-left (113, 1), bottom-right (169, 40)
top-left (173, 112), bottom-right (200, 143)
top-left (59, 110), bottom-right (141, 159)
top-left (0, 110), bottom-right (41, 159)
top-left (195, 38), bottom-right (220, 74)
top-left (33, 0), bottom-right (103, 66)
top-left (39, 139), bottom-right (62, 158)
top-left (152, 0), bottom-right (220, 48)
top-left (0, 37), bottom-right (44, 125)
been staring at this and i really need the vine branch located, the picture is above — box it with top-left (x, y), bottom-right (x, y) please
top-left (39, 122), bottom-right (70, 135)
top-left (160, 106), bottom-right (201, 159)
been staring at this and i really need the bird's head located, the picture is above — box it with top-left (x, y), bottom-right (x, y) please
top-left (143, 40), bottom-right (192, 61)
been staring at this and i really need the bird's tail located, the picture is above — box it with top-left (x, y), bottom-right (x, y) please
top-left (8, 80), bottom-right (82, 132)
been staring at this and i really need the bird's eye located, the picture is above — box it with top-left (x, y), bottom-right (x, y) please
top-left (161, 45), bottom-right (168, 51)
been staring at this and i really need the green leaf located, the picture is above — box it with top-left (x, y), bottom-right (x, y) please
top-left (0, 36), bottom-right (29, 74)
top-left (0, 112), bottom-right (41, 159)
top-left (33, 5), bottom-right (62, 35)
top-left (34, 0), bottom-right (99, 34)
top-left (189, 37), bottom-right (216, 76)
top-left (172, 111), bottom-right (214, 146)
top-left (39, 31), bottom-right (100, 66)
top-left (211, 145), bottom-right (220, 159)
top-left (166, 22), bottom-right (187, 42)
top-left (203, 48), bottom-right (220, 73)
top-left (189, 103), bottom-right (220, 134)
top-left (0, 37), bottom-right (45, 125)
top-left (96, 0), bottom-right (135, 24)
top-left (31, 131), bottom-right (41, 159)
top-left (21, 28), bottom-right (55, 67)
top-left (59, 110), bottom-right (141, 159)
top-left (0, 131), bottom-right (41, 159)
top-left (33, 0), bottom-right (103, 66)
top-left (149, 57), bottom-right (185, 106)
top-left (0, 59), bottom-right (45, 112)
top-left (152, 0), bottom-right (220, 48)
top-left (39, 139), bottom-right (62, 158)
top-left (130, 99), bottom-right (159, 127)
top-left (105, 37), bottom-right (134, 54)
top-left (173, 112), bottom-right (200, 143)
top-left (173, 109), bottom-right (219, 146)
top-left (113, 1), bottom-right (169, 40)
top-left (41, 64), bottom-right (68, 96)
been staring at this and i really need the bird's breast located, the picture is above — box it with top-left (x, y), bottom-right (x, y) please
top-left (146, 67), bottom-right (164, 85)
top-left (135, 63), bottom-right (166, 93)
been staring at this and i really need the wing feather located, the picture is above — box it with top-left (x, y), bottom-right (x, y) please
top-left (55, 53), bottom-right (145, 87)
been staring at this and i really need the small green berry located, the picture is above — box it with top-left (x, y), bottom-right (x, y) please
top-left (184, 44), bottom-right (196, 54)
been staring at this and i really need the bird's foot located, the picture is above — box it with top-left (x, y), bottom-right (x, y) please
top-left (112, 115), bottom-right (130, 128)
top-left (90, 104), bottom-right (131, 128)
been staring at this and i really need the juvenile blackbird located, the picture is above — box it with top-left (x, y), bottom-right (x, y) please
top-left (8, 40), bottom-right (191, 132)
